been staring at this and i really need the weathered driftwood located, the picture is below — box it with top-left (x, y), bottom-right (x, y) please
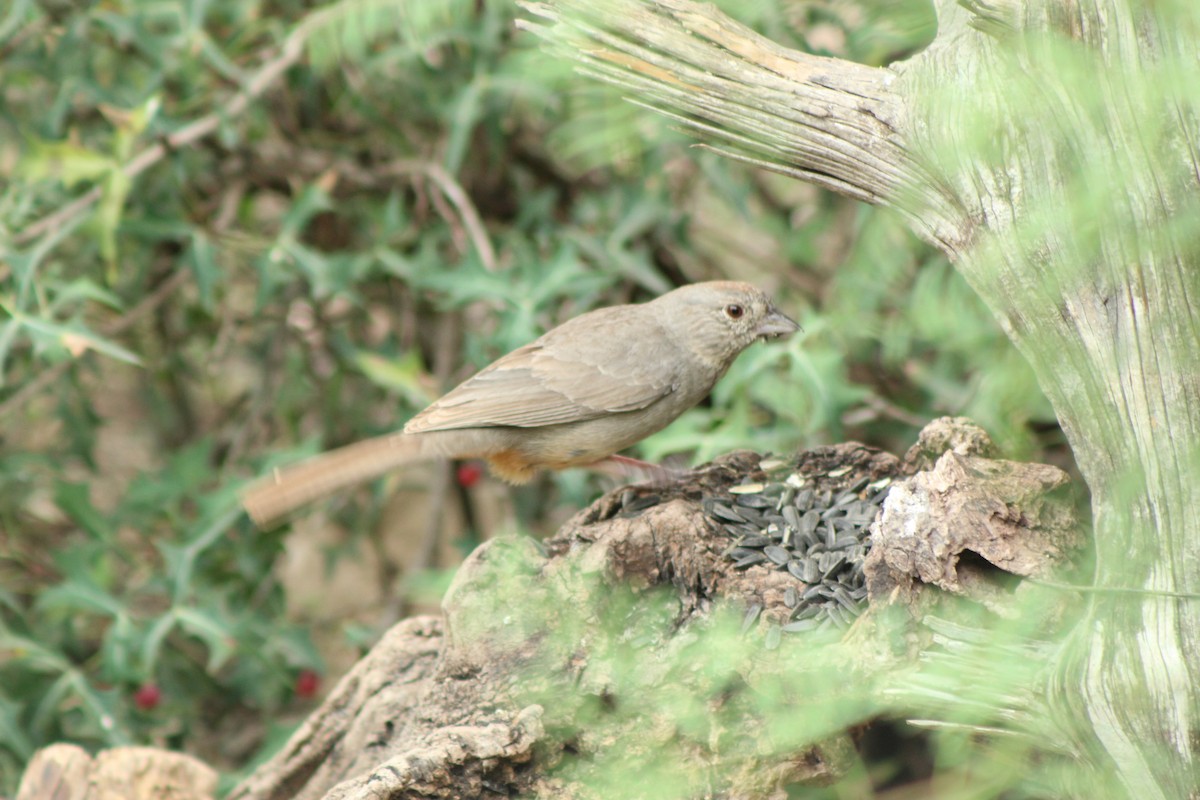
top-left (211, 420), bottom-right (1072, 799)
top-left (520, 2), bottom-right (1200, 795)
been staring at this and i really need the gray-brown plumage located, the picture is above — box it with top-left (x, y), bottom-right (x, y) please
top-left (242, 281), bottom-right (799, 526)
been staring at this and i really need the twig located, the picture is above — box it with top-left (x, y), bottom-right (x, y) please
top-left (380, 161), bottom-right (497, 271)
top-left (0, 269), bottom-right (191, 421)
top-left (842, 394), bottom-right (930, 429)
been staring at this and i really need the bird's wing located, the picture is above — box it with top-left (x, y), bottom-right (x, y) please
top-left (404, 308), bottom-right (677, 433)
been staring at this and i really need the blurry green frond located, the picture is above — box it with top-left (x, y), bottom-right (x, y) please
top-left (299, 0), bottom-right (481, 71)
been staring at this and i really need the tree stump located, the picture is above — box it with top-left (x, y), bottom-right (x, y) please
top-left (216, 418), bottom-right (1077, 799)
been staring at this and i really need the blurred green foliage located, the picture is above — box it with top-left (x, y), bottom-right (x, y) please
top-left (448, 534), bottom-right (1103, 799)
top-left (0, 0), bottom-right (1058, 792)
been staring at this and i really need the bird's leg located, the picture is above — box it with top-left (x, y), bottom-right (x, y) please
top-left (587, 454), bottom-right (686, 485)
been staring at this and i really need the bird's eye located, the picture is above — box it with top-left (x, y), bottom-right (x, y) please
top-left (724, 304), bottom-right (744, 319)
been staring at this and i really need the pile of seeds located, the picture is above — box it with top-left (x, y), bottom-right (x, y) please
top-left (702, 461), bottom-right (894, 639)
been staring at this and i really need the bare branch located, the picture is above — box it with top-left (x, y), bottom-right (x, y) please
top-left (521, 3), bottom-right (896, 192)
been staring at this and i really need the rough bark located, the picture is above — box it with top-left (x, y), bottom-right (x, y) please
top-left (864, 449), bottom-right (1076, 607)
top-left (521, 1), bottom-right (1200, 795)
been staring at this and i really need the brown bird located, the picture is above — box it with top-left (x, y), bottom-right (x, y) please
top-left (242, 281), bottom-right (799, 526)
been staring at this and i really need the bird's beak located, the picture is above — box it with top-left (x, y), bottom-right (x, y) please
top-left (756, 307), bottom-right (801, 340)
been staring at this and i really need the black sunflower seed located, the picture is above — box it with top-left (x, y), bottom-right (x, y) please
top-left (764, 545), bottom-right (791, 565)
top-left (737, 508), bottom-right (767, 527)
top-left (802, 558), bottom-right (820, 583)
top-left (821, 505), bottom-right (845, 521)
top-left (822, 554), bottom-right (847, 580)
top-left (623, 494), bottom-right (661, 513)
top-left (765, 624), bottom-right (782, 650)
top-left (741, 602), bottom-right (763, 633)
top-left (795, 489), bottom-right (814, 510)
top-left (782, 505), bottom-right (801, 531)
top-left (833, 534), bottom-right (861, 550)
top-left (777, 487), bottom-right (796, 509)
top-left (793, 604), bottom-right (821, 621)
top-left (763, 512), bottom-right (787, 529)
top-left (711, 503), bottom-right (746, 523)
top-left (734, 552), bottom-right (767, 568)
top-left (735, 493), bottom-right (774, 509)
top-left (782, 619), bottom-right (819, 633)
top-left (832, 586), bottom-right (858, 613)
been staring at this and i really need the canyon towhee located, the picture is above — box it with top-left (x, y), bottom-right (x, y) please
top-left (242, 281), bottom-right (799, 526)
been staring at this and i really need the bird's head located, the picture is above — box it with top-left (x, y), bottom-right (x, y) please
top-left (656, 281), bottom-right (800, 368)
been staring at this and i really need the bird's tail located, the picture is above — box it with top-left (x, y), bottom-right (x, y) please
top-left (241, 430), bottom-right (482, 527)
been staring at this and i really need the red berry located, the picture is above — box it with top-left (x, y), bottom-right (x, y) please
top-left (134, 683), bottom-right (161, 711)
top-left (295, 669), bottom-right (320, 699)
top-left (456, 462), bottom-right (484, 488)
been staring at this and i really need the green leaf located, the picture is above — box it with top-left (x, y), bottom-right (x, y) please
top-left (0, 587), bottom-right (19, 614)
top-left (99, 613), bottom-right (138, 683)
top-left (29, 672), bottom-right (77, 741)
top-left (99, 167), bottom-right (132, 279)
top-left (15, 313), bottom-right (142, 367)
top-left (139, 611), bottom-right (178, 676)
top-left (0, 695), bottom-right (35, 761)
top-left (187, 230), bottom-right (219, 309)
top-left (0, 0), bottom-right (33, 42)
top-left (352, 348), bottom-right (436, 407)
top-left (52, 481), bottom-right (114, 541)
top-left (161, 508), bottom-right (242, 606)
top-left (444, 77), bottom-right (485, 175)
top-left (109, 96), bottom-right (160, 161)
top-left (21, 140), bottom-right (114, 188)
top-left (279, 185), bottom-right (332, 238)
top-left (36, 580), bottom-right (124, 619)
top-left (121, 439), bottom-right (215, 515)
top-left (0, 318), bottom-right (21, 386)
top-left (174, 607), bottom-right (236, 672)
top-left (0, 630), bottom-right (72, 675)
top-left (45, 279), bottom-right (125, 315)
top-left (6, 210), bottom-right (88, 311)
